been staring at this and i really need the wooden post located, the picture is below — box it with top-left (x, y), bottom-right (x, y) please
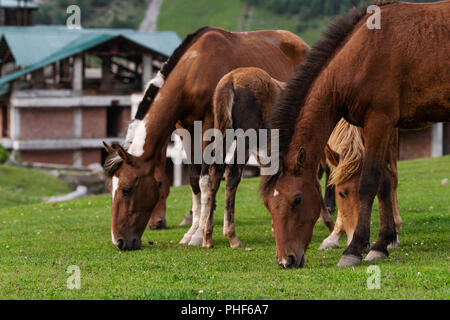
top-left (142, 54), bottom-right (153, 91)
top-left (72, 55), bottom-right (83, 95)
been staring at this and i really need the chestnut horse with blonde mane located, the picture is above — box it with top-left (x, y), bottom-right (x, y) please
top-left (319, 119), bottom-right (402, 250)
top-left (262, 1), bottom-right (449, 268)
top-left (103, 27), bottom-right (310, 250)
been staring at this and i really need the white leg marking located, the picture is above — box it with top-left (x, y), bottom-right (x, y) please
top-left (180, 190), bottom-right (201, 244)
top-left (189, 176), bottom-right (210, 246)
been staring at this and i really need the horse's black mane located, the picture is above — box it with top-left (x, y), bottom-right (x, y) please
top-left (103, 26), bottom-right (213, 177)
top-left (134, 26), bottom-right (212, 120)
top-left (261, 1), bottom-right (391, 193)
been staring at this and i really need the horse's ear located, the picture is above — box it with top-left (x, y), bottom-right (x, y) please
top-left (293, 147), bottom-right (306, 174)
top-left (103, 141), bottom-right (115, 154)
top-left (112, 143), bottom-right (133, 164)
top-left (324, 144), bottom-right (340, 167)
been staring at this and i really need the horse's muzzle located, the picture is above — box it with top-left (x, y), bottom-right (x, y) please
top-left (116, 237), bottom-right (141, 251)
top-left (278, 253), bottom-right (305, 269)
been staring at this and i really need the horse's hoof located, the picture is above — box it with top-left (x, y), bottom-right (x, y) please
top-left (319, 239), bottom-right (340, 250)
top-left (364, 250), bottom-right (388, 261)
top-left (229, 238), bottom-right (243, 249)
top-left (202, 240), bottom-right (214, 249)
top-left (387, 242), bottom-right (400, 249)
top-left (387, 237), bottom-right (400, 249)
top-left (337, 254), bottom-right (361, 267)
top-left (188, 233), bottom-right (203, 246)
top-left (179, 211), bottom-right (193, 226)
top-left (179, 233), bottom-right (192, 244)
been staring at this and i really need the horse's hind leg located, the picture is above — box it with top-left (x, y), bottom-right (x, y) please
top-left (223, 164), bottom-right (244, 248)
top-left (201, 164), bottom-right (225, 248)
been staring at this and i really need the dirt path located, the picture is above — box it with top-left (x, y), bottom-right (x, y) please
top-left (139, 0), bottom-right (164, 32)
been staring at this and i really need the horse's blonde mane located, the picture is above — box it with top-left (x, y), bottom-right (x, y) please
top-left (327, 119), bottom-right (364, 186)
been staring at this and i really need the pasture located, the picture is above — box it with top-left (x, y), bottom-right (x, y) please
top-left (0, 156), bottom-right (448, 299)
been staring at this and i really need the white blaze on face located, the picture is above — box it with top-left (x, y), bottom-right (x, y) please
top-left (111, 230), bottom-right (118, 247)
top-left (273, 189), bottom-right (280, 197)
top-left (112, 176), bottom-right (119, 200)
top-left (128, 119), bottom-right (147, 157)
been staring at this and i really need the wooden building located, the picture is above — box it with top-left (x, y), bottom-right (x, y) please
top-left (0, 3), bottom-right (181, 169)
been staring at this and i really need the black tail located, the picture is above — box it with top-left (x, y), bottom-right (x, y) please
top-left (134, 26), bottom-right (213, 120)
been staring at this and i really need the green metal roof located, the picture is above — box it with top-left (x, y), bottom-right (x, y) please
top-left (0, 0), bottom-right (39, 9)
top-left (0, 26), bottom-right (181, 66)
top-left (0, 25), bottom-right (181, 89)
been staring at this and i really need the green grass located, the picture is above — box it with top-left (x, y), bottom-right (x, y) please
top-left (157, 0), bottom-right (329, 45)
top-left (0, 166), bottom-right (71, 208)
top-left (158, 0), bottom-right (246, 39)
top-left (0, 157), bottom-right (449, 299)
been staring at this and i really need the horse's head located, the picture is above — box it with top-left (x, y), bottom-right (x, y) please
top-left (262, 148), bottom-right (322, 269)
top-left (104, 142), bottom-right (161, 251)
top-left (324, 144), bottom-right (360, 234)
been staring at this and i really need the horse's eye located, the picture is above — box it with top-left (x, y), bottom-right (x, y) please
top-left (123, 187), bottom-right (133, 195)
top-left (292, 195), bottom-right (302, 208)
top-left (158, 181), bottom-right (163, 188)
top-left (338, 192), bottom-right (345, 198)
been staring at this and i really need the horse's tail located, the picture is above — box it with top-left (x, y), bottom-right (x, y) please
top-left (213, 75), bottom-right (235, 137)
top-left (123, 27), bottom-right (213, 149)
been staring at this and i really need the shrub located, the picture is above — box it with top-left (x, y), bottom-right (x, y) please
top-left (0, 144), bottom-right (9, 164)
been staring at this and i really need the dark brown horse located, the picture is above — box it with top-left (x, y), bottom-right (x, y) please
top-left (261, 1), bottom-right (449, 268)
top-left (104, 27), bottom-right (310, 250)
top-left (200, 67), bottom-right (335, 248)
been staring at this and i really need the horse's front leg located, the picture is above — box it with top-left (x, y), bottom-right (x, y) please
top-left (319, 210), bottom-right (345, 249)
top-left (179, 164), bottom-right (201, 244)
top-left (388, 130), bottom-right (402, 249)
top-left (364, 166), bottom-right (397, 261)
top-left (338, 116), bottom-right (394, 267)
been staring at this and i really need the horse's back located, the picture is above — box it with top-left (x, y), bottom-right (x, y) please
top-left (334, 1), bottom-right (450, 127)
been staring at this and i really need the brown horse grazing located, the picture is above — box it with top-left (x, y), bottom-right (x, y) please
top-left (103, 26), bottom-right (310, 250)
top-left (200, 67), bottom-right (335, 248)
top-left (261, 1), bottom-right (449, 268)
top-left (319, 119), bottom-right (402, 250)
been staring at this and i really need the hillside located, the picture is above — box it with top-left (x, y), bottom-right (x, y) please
top-left (34, 0), bottom-right (148, 29)
top-left (157, 0), bottom-right (331, 45)
top-left (0, 166), bottom-right (71, 208)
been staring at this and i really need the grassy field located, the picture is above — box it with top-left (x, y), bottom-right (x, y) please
top-left (0, 156), bottom-right (448, 299)
top-left (158, 0), bottom-right (330, 45)
top-left (0, 166), bottom-right (71, 208)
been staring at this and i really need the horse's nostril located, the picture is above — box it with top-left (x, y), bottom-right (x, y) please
top-left (117, 238), bottom-right (125, 250)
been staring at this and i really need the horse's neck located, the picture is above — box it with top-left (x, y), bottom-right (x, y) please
top-left (139, 82), bottom-right (184, 160)
top-left (287, 85), bottom-right (339, 174)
